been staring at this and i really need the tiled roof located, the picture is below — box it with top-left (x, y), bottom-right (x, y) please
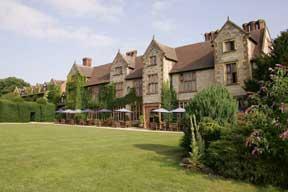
top-left (249, 28), bottom-right (265, 55)
top-left (85, 63), bottom-right (112, 86)
top-left (76, 65), bottom-right (94, 77)
top-left (125, 56), bottom-right (144, 80)
top-left (170, 42), bottom-right (214, 74)
top-left (156, 41), bottom-right (178, 61)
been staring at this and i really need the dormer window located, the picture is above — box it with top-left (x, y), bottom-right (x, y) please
top-left (115, 66), bottom-right (122, 75)
top-left (223, 40), bottom-right (236, 53)
top-left (149, 55), bottom-right (157, 65)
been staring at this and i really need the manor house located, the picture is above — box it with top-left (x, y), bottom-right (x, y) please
top-left (67, 19), bottom-right (272, 128)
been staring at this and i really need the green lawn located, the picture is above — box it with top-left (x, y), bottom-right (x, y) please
top-left (0, 124), bottom-right (282, 192)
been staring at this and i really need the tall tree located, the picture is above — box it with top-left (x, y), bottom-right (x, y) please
top-left (0, 77), bottom-right (30, 96)
top-left (161, 81), bottom-right (178, 122)
top-left (246, 30), bottom-right (288, 91)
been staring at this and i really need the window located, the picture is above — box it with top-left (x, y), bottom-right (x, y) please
top-left (115, 82), bottom-right (123, 97)
top-left (223, 40), bottom-right (236, 52)
top-left (115, 66), bottom-right (122, 75)
top-left (226, 63), bottom-right (237, 85)
top-left (179, 72), bottom-right (196, 92)
top-left (134, 79), bottom-right (142, 96)
top-left (91, 86), bottom-right (100, 99)
top-left (149, 55), bottom-right (157, 65)
top-left (148, 74), bottom-right (158, 94)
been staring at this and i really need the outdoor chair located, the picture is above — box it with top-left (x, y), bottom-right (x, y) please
top-left (87, 119), bottom-right (94, 126)
top-left (113, 121), bottom-right (121, 128)
top-left (131, 120), bottom-right (139, 127)
top-left (149, 122), bottom-right (158, 130)
top-left (119, 121), bottom-right (126, 128)
top-left (169, 123), bottom-right (179, 132)
top-left (125, 121), bottom-right (132, 128)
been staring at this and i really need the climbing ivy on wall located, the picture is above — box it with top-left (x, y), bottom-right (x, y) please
top-left (90, 83), bottom-right (142, 109)
top-left (66, 72), bottom-right (87, 109)
top-left (96, 83), bottom-right (116, 109)
top-left (111, 88), bottom-right (142, 108)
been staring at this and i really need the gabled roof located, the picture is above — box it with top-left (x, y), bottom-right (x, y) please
top-left (216, 19), bottom-right (248, 39)
top-left (85, 63), bottom-right (112, 86)
top-left (155, 41), bottom-right (178, 61)
top-left (170, 42), bottom-right (214, 74)
top-left (75, 65), bottom-right (94, 77)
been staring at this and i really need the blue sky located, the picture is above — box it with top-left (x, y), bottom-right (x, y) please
top-left (0, 0), bottom-right (287, 84)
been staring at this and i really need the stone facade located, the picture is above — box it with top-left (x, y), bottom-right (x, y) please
top-left (214, 20), bottom-right (253, 96)
top-left (171, 69), bottom-right (215, 101)
top-left (142, 41), bottom-right (165, 104)
top-left (66, 19), bottom-right (272, 128)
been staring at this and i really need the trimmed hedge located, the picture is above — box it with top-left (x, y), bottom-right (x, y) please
top-left (0, 99), bottom-right (55, 122)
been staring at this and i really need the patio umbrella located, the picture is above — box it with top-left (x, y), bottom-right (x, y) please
top-left (63, 109), bottom-right (74, 113)
top-left (170, 107), bottom-right (186, 132)
top-left (73, 109), bottom-right (82, 113)
top-left (82, 109), bottom-right (94, 113)
top-left (97, 109), bottom-right (112, 113)
top-left (170, 107), bottom-right (186, 113)
top-left (114, 108), bottom-right (132, 123)
top-left (56, 109), bottom-right (64, 113)
top-left (97, 109), bottom-right (112, 120)
top-left (115, 108), bottom-right (132, 113)
top-left (152, 108), bottom-right (171, 113)
top-left (152, 108), bottom-right (172, 130)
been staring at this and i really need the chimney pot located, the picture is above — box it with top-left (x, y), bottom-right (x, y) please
top-left (82, 57), bottom-right (92, 67)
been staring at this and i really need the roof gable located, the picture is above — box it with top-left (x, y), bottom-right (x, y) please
top-left (112, 51), bottom-right (129, 67)
top-left (143, 39), bottom-right (177, 61)
top-left (86, 63), bottom-right (112, 86)
top-left (214, 19), bottom-right (248, 42)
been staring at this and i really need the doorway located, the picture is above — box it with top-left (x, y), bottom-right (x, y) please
top-left (30, 112), bottom-right (36, 122)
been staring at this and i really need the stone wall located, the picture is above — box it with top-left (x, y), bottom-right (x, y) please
top-left (171, 69), bottom-right (215, 101)
top-left (214, 21), bottom-right (252, 96)
top-left (110, 53), bottom-right (129, 96)
top-left (142, 45), bottom-right (164, 104)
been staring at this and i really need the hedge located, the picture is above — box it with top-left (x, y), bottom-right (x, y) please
top-left (0, 99), bottom-right (55, 122)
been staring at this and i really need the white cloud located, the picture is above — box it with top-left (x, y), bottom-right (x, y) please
top-left (41, 0), bottom-right (124, 21)
top-left (0, 0), bottom-right (115, 47)
top-left (151, 0), bottom-right (175, 33)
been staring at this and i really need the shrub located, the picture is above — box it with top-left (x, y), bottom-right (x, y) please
top-left (186, 85), bottom-right (238, 126)
top-left (204, 110), bottom-right (288, 188)
top-left (0, 99), bottom-right (55, 122)
top-left (198, 117), bottom-right (227, 149)
top-left (180, 116), bottom-right (192, 153)
top-left (181, 85), bottom-right (237, 154)
top-left (36, 97), bottom-right (48, 105)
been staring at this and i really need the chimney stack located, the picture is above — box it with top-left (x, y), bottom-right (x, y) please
top-left (242, 19), bottom-right (266, 32)
top-left (125, 50), bottom-right (137, 66)
top-left (204, 30), bottom-right (219, 42)
top-left (82, 57), bottom-right (92, 67)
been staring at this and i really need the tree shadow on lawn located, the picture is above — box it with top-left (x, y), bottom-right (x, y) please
top-left (134, 144), bottom-right (183, 168)
top-left (134, 144), bottom-right (278, 191)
